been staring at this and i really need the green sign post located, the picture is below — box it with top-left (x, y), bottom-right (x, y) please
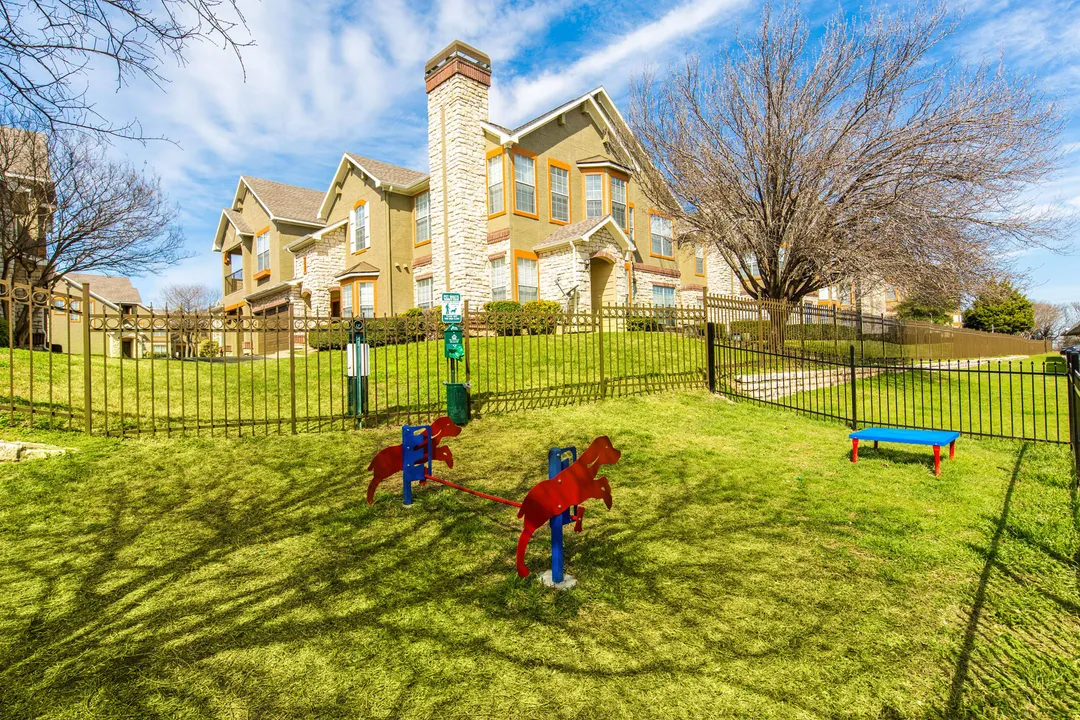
top-left (441, 292), bottom-right (469, 425)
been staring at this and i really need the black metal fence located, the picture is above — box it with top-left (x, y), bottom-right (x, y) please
top-left (1068, 353), bottom-right (1080, 482)
top-left (708, 333), bottom-right (1073, 445)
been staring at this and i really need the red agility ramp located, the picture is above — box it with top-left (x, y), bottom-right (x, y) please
top-left (366, 417), bottom-right (619, 586)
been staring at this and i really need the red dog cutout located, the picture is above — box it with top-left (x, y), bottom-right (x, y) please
top-left (515, 436), bottom-right (620, 577)
top-left (366, 417), bottom-right (461, 505)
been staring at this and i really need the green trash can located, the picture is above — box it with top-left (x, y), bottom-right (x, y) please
top-left (446, 382), bottom-right (470, 426)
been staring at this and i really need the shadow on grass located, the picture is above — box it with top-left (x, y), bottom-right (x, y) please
top-left (942, 443), bottom-right (1080, 719)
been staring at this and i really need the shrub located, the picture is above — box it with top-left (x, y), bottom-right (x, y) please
top-left (0, 317), bottom-right (8, 348)
top-left (522, 300), bottom-right (562, 335)
top-left (308, 328), bottom-right (349, 350)
top-left (727, 320), bottom-right (859, 342)
top-left (484, 300), bottom-right (523, 336)
top-left (627, 314), bottom-right (660, 332)
top-left (198, 340), bottom-right (220, 358)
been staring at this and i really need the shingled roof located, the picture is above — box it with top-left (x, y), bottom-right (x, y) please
top-left (222, 208), bottom-right (253, 235)
top-left (241, 176), bottom-right (325, 225)
top-left (345, 154), bottom-right (428, 187)
top-left (63, 274), bottom-right (143, 305)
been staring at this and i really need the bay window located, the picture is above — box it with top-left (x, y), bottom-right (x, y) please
top-left (342, 283), bottom-right (353, 318)
top-left (357, 281), bottom-right (375, 317)
top-left (487, 152), bottom-right (504, 216)
top-left (585, 174), bottom-right (603, 218)
top-left (514, 152), bottom-right (536, 216)
top-left (549, 162), bottom-right (570, 223)
top-left (610, 176), bottom-right (627, 228)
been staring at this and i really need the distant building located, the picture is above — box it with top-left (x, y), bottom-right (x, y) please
top-left (48, 274), bottom-right (164, 357)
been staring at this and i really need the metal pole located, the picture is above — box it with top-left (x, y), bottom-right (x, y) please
top-left (288, 304), bottom-right (297, 434)
top-left (81, 283), bottom-right (92, 434)
top-left (706, 322), bottom-right (717, 393)
top-left (850, 344), bottom-right (858, 431)
top-left (547, 447), bottom-right (575, 585)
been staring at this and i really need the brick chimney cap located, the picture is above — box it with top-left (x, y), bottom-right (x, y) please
top-left (425, 40), bottom-right (491, 75)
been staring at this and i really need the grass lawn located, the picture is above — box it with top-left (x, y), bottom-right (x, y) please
top-left (0, 392), bottom-right (1077, 718)
top-left (0, 329), bottom-right (705, 434)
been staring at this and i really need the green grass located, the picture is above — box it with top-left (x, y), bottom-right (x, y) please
top-left (0, 330), bottom-right (705, 434)
top-left (1, 392), bottom-right (1076, 718)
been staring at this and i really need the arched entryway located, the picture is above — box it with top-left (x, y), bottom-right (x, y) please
top-left (589, 257), bottom-right (619, 312)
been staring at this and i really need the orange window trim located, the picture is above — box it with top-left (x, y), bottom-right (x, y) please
top-left (302, 256), bottom-right (307, 274)
top-left (582, 169), bottom-right (608, 219)
top-left (255, 225), bottom-right (271, 236)
top-left (486, 147), bottom-right (506, 220)
top-left (340, 278), bottom-right (378, 317)
top-left (547, 158), bottom-right (571, 226)
top-left (353, 198), bottom-right (367, 209)
top-left (414, 191), bottom-right (431, 247)
top-left (512, 147), bottom-right (539, 220)
top-left (647, 209), bottom-right (675, 260)
top-left (625, 262), bottom-right (632, 298)
top-left (512, 249), bottom-right (539, 302)
top-left (253, 269), bottom-right (271, 280)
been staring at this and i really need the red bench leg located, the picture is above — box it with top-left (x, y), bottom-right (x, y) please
top-left (949, 440), bottom-right (955, 460)
top-left (873, 440), bottom-right (878, 449)
top-left (852, 438), bottom-right (859, 463)
top-left (933, 445), bottom-right (941, 476)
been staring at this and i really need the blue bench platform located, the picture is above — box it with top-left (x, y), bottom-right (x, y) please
top-left (849, 428), bottom-right (960, 476)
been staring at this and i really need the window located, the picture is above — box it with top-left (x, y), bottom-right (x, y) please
top-left (417, 277), bottom-right (433, 308)
top-left (549, 162), bottom-right (570, 223)
top-left (487, 152), bottom-right (504, 216)
top-left (516, 254), bottom-right (538, 303)
top-left (341, 283), bottom-right (353, 318)
top-left (490, 256), bottom-right (508, 301)
top-left (514, 152), bottom-right (536, 216)
top-left (585, 174), bottom-right (604, 218)
top-left (628, 205), bottom-right (635, 241)
top-left (885, 283), bottom-right (899, 302)
top-left (52, 297), bottom-right (66, 314)
top-left (256, 230), bottom-right (270, 272)
top-left (746, 254), bottom-right (760, 277)
top-left (357, 281), bottom-right (375, 317)
top-left (652, 285), bottom-right (676, 307)
top-left (610, 176), bottom-right (627, 228)
top-left (650, 213), bottom-right (673, 258)
top-left (350, 201), bottom-right (369, 253)
top-left (69, 299), bottom-right (82, 322)
top-left (695, 245), bottom-right (705, 275)
top-left (414, 191), bottom-right (430, 245)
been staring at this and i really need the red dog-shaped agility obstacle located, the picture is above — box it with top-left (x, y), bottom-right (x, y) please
top-left (366, 417), bottom-right (620, 584)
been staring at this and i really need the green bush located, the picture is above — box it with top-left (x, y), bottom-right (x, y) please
top-left (727, 320), bottom-right (859, 342)
top-left (522, 300), bottom-right (562, 335)
top-left (484, 300), bottom-right (523, 336)
top-left (627, 314), bottom-right (661, 332)
top-left (198, 340), bottom-right (219, 358)
top-left (0, 317), bottom-right (8, 348)
top-left (307, 327), bottom-right (349, 350)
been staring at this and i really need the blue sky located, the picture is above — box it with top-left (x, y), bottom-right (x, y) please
top-left (85, 0), bottom-right (1080, 307)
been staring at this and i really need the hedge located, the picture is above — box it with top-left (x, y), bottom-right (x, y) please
top-left (484, 300), bottom-right (523, 336)
top-left (522, 300), bottom-right (562, 335)
top-left (728, 320), bottom-right (860, 341)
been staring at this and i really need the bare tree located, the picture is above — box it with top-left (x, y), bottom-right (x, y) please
top-left (1, 0), bottom-right (249, 139)
top-left (1030, 302), bottom-right (1068, 342)
top-left (0, 125), bottom-right (186, 343)
top-left (158, 282), bottom-right (219, 311)
top-left (623, 2), bottom-right (1070, 311)
top-left (157, 283), bottom-right (218, 357)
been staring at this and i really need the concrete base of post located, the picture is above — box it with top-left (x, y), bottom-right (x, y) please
top-left (539, 570), bottom-right (576, 590)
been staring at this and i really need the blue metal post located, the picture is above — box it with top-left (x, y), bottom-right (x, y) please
top-left (402, 424), bottom-right (431, 507)
top-left (546, 446), bottom-right (577, 584)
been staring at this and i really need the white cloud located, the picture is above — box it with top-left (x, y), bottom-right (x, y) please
top-left (490, 0), bottom-right (749, 125)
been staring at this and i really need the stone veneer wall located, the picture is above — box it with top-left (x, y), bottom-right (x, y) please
top-left (293, 226), bottom-right (346, 316)
top-left (704, 245), bottom-right (737, 296)
top-left (537, 227), bottom-right (628, 314)
top-left (427, 73), bottom-right (489, 304)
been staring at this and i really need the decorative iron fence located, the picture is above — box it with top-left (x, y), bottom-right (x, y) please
top-left (1068, 353), bottom-right (1080, 482)
top-left (0, 280), bottom-right (707, 436)
top-left (707, 335), bottom-right (1072, 445)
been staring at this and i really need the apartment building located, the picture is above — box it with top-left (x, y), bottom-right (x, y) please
top-left (211, 41), bottom-right (737, 339)
top-left (48, 274), bottom-right (157, 357)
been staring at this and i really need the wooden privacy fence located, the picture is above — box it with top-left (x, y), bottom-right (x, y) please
top-left (0, 280), bottom-right (708, 436)
top-left (706, 295), bottom-right (1051, 361)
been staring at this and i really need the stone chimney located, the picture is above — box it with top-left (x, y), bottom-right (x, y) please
top-left (425, 40), bottom-right (491, 303)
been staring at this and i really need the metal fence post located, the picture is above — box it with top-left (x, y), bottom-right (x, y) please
top-left (288, 304), bottom-right (297, 434)
top-left (706, 321), bottom-right (717, 393)
top-left (81, 283), bottom-right (92, 434)
top-left (1067, 352), bottom-right (1079, 485)
top-left (596, 308), bottom-right (606, 399)
top-left (849, 344), bottom-right (858, 431)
